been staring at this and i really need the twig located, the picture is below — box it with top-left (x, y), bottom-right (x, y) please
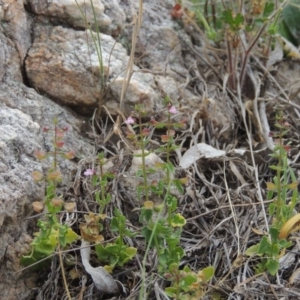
top-left (223, 160), bottom-right (241, 255)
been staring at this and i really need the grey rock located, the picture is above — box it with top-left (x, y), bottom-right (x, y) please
top-left (28, 0), bottom-right (111, 29)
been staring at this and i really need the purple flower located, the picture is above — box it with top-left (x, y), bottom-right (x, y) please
top-left (83, 169), bottom-right (94, 176)
top-left (168, 106), bottom-right (177, 114)
top-left (125, 116), bottom-right (135, 125)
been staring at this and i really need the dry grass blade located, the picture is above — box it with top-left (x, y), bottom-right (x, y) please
top-left (119, 1), bottom-right (143, 112)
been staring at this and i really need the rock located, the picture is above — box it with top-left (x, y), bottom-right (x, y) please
top-left (122, 150), bottom-right (180, 205)
top-left (0, 0), bottom-right (32, 65)
top-left (28, 0), bottom-right (111, 29)
top-left (0, 30), bottom-right (22, 82)
top-left (26, 24), bottom-right (161, 115)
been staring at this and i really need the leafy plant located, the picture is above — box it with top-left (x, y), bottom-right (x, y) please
top-left (246, 114), bottom-right (299, 275)
top-left (279, 1), bottom-right (300, 47)
top-left (140, 199), bottom-right (186, 273)
top-left (21, 119), bottom-right (78, 300)
top-left (95, 209), bottom-right (137, 270)
top-left (165, 264), bottom-right (214, 300)
top-left (86, 152), bottom-right (114, 214)
top-left (21, 119), bottom-right (78, 267)
top-left (123, 100), bottom-right (215, 298)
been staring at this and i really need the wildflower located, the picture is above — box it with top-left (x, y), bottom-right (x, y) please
top-left (83, 169), bottom-right (94, 176)
top-left (142, 128), bottom-right (151, 136)
top-left (32, 201), bottom-right (44, 213)
top-left (64, 202), bottom-right (76, 212)
top-left (55, 128), bottom-right (65, 139)
top-left (161, 135), bottom-right (171, 143)
top-left (51, 198), bottom-right (64, 207)
top-left (47, 170), bottom-right (62, 181)
top-left (64, 150), bottom-right (75, 159)
top-left (32, 170), bottom-right (44, 182)
top-left (168, 106), bottom-right (177, 114)
top-left (55, 141), bottom-right (64, 148)
top-left (125, 116), bottom-right (135, 125)
top-left (34, 150), bottom-right (47, 160)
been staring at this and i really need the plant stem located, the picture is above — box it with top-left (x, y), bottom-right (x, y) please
top-left (139, 112), bottom-right (149, 202)
top-left (57, 244), bottom-right (72, 300)
top-left (166, 112), bottom-right (172, 226)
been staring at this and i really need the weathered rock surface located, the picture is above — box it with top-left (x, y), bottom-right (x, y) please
top-left (28, 0), bottom-right (111, 29)
top-left (26, 24), bottom-right (161, 115)
top-left (0, 0), bottom-right (32, 63)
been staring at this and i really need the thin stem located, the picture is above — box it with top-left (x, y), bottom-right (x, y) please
top-left (139, 112), bottom-right (149, 202)
top-left (57, 244), bottom-right (72, 300)
top-left (53, 123), bottom-right (57, 170)
top-left (226, 31), bottom-right (236, 90)
top-left (239, 23), bottom-right (267, 87)
top-left (166, 112), bottom-right (172, 226)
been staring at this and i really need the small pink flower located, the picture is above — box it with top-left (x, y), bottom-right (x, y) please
top-left (84, 169), bottom-right (94, 176)
top-left (168, 106), bottom-right (177, 114)
top-left (125, 116), bottom-right (135, 125)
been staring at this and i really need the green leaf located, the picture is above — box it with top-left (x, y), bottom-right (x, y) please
top-left (222, 10), bottom-right (235, 26)
top-left (269, 165), bottom-right (281, 171)
top-left (267, 259), bottom-right (279, 276)
top-left (266, 182), bottom-right (277, 191)
top-left (221, 9), bottom-right (244, 31)
top-left (58, 224), bottom-right (69, 247)
top-left (171, 213), bottom-right (186, 227)
top-left (278, 239), bottom-right (292, 248)
top-left (165, 287), bottom-right (177, 298)
top-left (172, 179), bottom-right (184, 194)
top-left (110, 217), bottom-right (120, 232)
top-left (287, 181), bottom-right (299, 190)
top-left (20, 252), bottom-right (50, 269)
top-left (136, 170), bottom-right (144, 177)
top-left (124, 247), bottom-right (137, 258)
top-left (245, 244), bottom-right (260, 256)
top-left (258, 236), bottom-right (271, 254)
top-left (269, 227), bottom-right (279, 242)
top-left (166, 195), bottom-right (177, 211)
top-left (141, 226), bottom-right (155, 246)
top-left (268, 203), bottom-right (275, 216)
top-left (124, 228), bottom-right (138, 238)
top-left (65, 228), bottom-right (78, 244)
top-left (202, 266), bottom-right (215, 281)
top-left (280, 2), bottom-right (300, 46)
top-left (163, 162), bottom-right (175, 173)
top-left (34, 240), bottom-right (56, 256)
top-left (182, 274), bottom-right (197, 289)
top-left (263, 2), bottom-right (275, 18)
top-left (140, 208), bottom-right (153, 223)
